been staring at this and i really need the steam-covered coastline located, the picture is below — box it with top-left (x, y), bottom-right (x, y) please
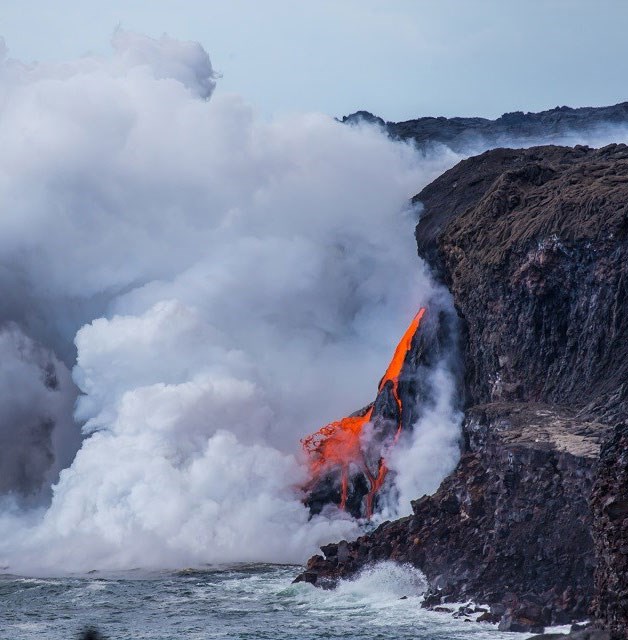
top-left (341, 102), bottom-right (628, 152)
top-left (0, 31), bottom-right (465, 573)
top-left (0, 27), bottom-right (627, 640)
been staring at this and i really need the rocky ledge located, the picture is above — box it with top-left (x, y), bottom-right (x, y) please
top-left (296, 403), bottom-right (610, 632)
top-left (297, 143), bottom-right (628, 635)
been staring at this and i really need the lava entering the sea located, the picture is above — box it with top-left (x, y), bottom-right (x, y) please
top-left (302, 308), bottom-right (426, 518)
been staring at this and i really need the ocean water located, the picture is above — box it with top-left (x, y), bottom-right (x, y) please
top-left (0, 562), bottom-right (527, 640)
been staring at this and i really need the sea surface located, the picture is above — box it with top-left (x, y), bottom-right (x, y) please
top-left (0, 562), bottom-right (538, 639)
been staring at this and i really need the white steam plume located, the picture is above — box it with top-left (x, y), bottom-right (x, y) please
top-left (386, 364), bottom-right (463, 516)
top-left (0, 31), bottom-right (460, 573)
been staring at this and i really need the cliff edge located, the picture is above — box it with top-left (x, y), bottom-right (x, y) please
top-left (296, 144), bottom-right (628, 635)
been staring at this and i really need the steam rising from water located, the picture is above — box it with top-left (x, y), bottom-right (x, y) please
top-left (0, 32), bottom-right (460, 572)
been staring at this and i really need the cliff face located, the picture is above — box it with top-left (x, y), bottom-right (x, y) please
top-left (300, 405), bottom-right (609, 627)
top-left (297, 144), bottom-right (628, 634)
top-left (342, 102), bottom-right (628, 152)
top-left (592, 422), bottom-right (628, 636)
top-left (415, 144), bottom-right (628, 422)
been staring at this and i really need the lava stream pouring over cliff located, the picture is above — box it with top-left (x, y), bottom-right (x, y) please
top-left (302, 308), bottom-right (426, 519)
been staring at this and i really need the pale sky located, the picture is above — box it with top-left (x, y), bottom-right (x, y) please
top-left (1, 0), bottom-right (627, 121)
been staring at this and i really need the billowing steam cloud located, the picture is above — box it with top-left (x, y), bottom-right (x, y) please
top-left (0, 32), bottom-right (461, 572)
top-left (3, 31), bottom-right (624, 574)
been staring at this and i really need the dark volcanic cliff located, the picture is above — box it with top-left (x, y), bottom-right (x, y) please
top-left (297, 144), bottom-right (628, 635)
top-left (592, 422), bottom-right (628, 636)
top-left (415, 144), bottom-right (628, 421)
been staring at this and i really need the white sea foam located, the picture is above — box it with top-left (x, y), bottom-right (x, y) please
top-left (334, 561), bottom-right (427, 600)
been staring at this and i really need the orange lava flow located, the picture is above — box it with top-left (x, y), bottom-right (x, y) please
top-left (302, 308), bottom-right (426, 518)
top-left (379, 307), bottom-right (425, 393)
top-left (302, 408), bottom-right (374, 510)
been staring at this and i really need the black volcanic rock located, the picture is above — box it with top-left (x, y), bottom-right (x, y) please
top-left (296, 404), bottom-right (610, 628)
top-left (298, 143), bottom-right (628, 633)
top-left (415, 144), bottom-right (628, 421)
top-left (342, 102), bottom-right (628, 152)
top-left (591, 422), bottom-right (628, 638)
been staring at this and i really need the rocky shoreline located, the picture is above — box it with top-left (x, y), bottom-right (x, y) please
top-left (297, 403), bottom-right (609, 631)
top-left (296, 144), bottom-right (628, 636)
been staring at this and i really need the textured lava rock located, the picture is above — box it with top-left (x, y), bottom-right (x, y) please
top-left (298, 143), bottom-right (628, 632)
top-left (296, 404), bottom-right (610, 627)
top-left (415, 144), bottom-right (628, 422)
top-left (342, 102), bottom-right (628, 153)
top-left (591, 422), bottom-right (628, 638)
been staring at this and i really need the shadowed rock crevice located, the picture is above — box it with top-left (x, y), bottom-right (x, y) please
top-left (591, 422), bottom-right (628, 638)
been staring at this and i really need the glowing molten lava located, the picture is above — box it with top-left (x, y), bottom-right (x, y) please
top-left (302, 308), bottom-right (426, 518)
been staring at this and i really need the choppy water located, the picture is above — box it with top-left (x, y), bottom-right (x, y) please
top-left (0, 562), bottom-right (527, 640)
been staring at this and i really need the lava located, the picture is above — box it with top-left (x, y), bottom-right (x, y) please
top-left (302, 408), bottom-right (374, 510)
top-left (302, 308), bottom-right (426, 518)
